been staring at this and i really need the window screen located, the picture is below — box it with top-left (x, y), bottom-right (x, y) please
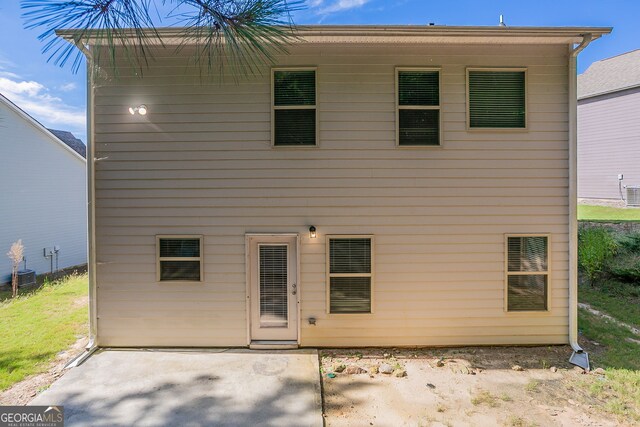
top-left (468, 70), bottom-right (526, 128)
top-left (157, 237), bottom-right (202, 281)
top-left (506, 236), bottom-right (548, 311)
top-left (397, 70), bottom-right (440, 146)
top-left (328, 237), bottom-right (372, 313)
top-left (273, 69), bottom-right (316, 146)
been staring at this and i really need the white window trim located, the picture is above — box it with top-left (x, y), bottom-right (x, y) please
top-left (156, 235), bottom-right (204, 283)
top-left (504, 233), bottom-right (551, 314)
top-left (271, 67), bottom-right (318, 148)
top-left (395, 67), bottom-right (443, 147)
top-left (466, 67), bottom-right (528, 132)
top-left (325, 234), bottom-right (375, 315)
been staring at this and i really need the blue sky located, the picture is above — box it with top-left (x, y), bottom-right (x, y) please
top-left (0, 0), bottom-right (637, 144)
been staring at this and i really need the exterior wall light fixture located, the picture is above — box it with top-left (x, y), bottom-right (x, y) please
top-left (129, 104), bottom-right (147, 115)
top-left (309, 226), bottom-right (317, 239)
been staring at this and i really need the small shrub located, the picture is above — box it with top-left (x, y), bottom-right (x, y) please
top-left (471, 390), bottom-right (499, 407)
top-left (578, 227), bottom-right (617, 283)
top-left (504, 416), bottom-right (537, 427)
top-left (596, 279), bottom-right (640, 298)
top-left (499, 393), bottom-right (513, 402)
top-left (614, 232), bottom-right (640, 253)
top-left (607, 253), bottom-right (640, 282)
top-left (524, 380), bottom-right (540, 392)
top-left (6, 240), bottom-right (24, 298)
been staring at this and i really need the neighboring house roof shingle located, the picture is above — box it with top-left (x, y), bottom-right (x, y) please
top-left (578, 49), bottom-right (640, 99)
top-left (47, 129), bottom-right (86, 158)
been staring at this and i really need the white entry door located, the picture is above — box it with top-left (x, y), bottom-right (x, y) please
top-left (248, 235), bottom-right (298, 342)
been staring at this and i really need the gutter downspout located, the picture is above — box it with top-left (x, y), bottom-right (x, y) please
top-left (66, 39), bottom-right (99, 368)
top-left (568, 33), bottom-right (593, 370)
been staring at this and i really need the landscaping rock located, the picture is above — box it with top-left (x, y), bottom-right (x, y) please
top-left (550, 366), bottom-right (558, 373)
top-left (436, 359), bottom-right (445, 367)
top-left (379, 363), bottom-right (394, 374)
top-left (369, 365), bottom-right (379, 375)
top-left (511, 365), bottom-right (524, 371)
top-left (344, 365), bottom-right (367, 375)
top-left (573, 366), bottom-right (586, 374)
top-left (394, 369), bottom-right (407, 378)
top-left (592, 368), bottom-right (606, 375)
top-left (333, 364), bottom-right (346, 373)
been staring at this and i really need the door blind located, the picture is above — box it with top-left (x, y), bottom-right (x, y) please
top-left (259, 245), bottom-right (288, 327)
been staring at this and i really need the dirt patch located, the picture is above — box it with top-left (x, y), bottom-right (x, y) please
top-left (72, 295), bottom-right (89, 309)
top-left (321, 346), bottom-right (633, 426)
top-left (0, 335), bottom-right (88, 406)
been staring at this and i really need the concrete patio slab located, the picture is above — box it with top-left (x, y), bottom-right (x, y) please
top-left (30, 349), bottom-right (322, 427)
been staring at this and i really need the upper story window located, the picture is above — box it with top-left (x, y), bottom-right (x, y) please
top-left (272, 69), bottom-right (317, 146)
top-left (468, 68), bottom-right (527, 129)
top-left (396, 69), bottom-right (441, 146)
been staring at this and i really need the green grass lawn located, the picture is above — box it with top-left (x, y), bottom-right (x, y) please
top-left (0, 274), bottom-right (88, 391)
top-left (579, 284), bottom-right (640, 422)
top-left (580, 284), bottom-right (640, 329)
top-left (578, 205), bottom-right (640, 221)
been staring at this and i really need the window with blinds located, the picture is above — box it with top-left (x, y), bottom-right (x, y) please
top-left (468, 69), bottom-right (526, 129)
top-left (273, 69), bottom-right (316, 146)
top-left (397, 69), bottom-right (440, 146)
top-left (506, 235), bottom-right (548, 311)
top-left (327, 237), bottom-right (373, 313)
top-left (157, 236), bottom-right (202, 282)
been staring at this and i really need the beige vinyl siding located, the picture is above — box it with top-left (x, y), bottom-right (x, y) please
top-left (92, 43), bottom-right (569, 347)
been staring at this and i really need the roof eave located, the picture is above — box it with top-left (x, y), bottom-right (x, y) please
top-left (56, 25), bottom-right (612, 46)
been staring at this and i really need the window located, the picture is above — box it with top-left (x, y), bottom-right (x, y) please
top-left (506, 235), bottom-right (549, 311)
top-left (327, 236), bottom-right (373, 313)
top-left (272, 69), bottom-right (316, 146)
top-left (157, 236), bottom-right (203, 282)
top-left (468, 69), bottom-right (526, 129)
top-left (397, 69), bottom-right (440, 146)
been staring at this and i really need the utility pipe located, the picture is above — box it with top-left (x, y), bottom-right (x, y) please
top-left (568, 33), bottom-right (593, 366)
top-left (74, 39), bottom-right (98, 352)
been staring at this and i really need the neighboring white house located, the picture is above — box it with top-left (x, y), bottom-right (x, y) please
top-left (58, 25), bottom-right (609, 352)
top-left (0, 93), bottom-right (87, 283)
top-left (578, 49), bottom-right (640, 203)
